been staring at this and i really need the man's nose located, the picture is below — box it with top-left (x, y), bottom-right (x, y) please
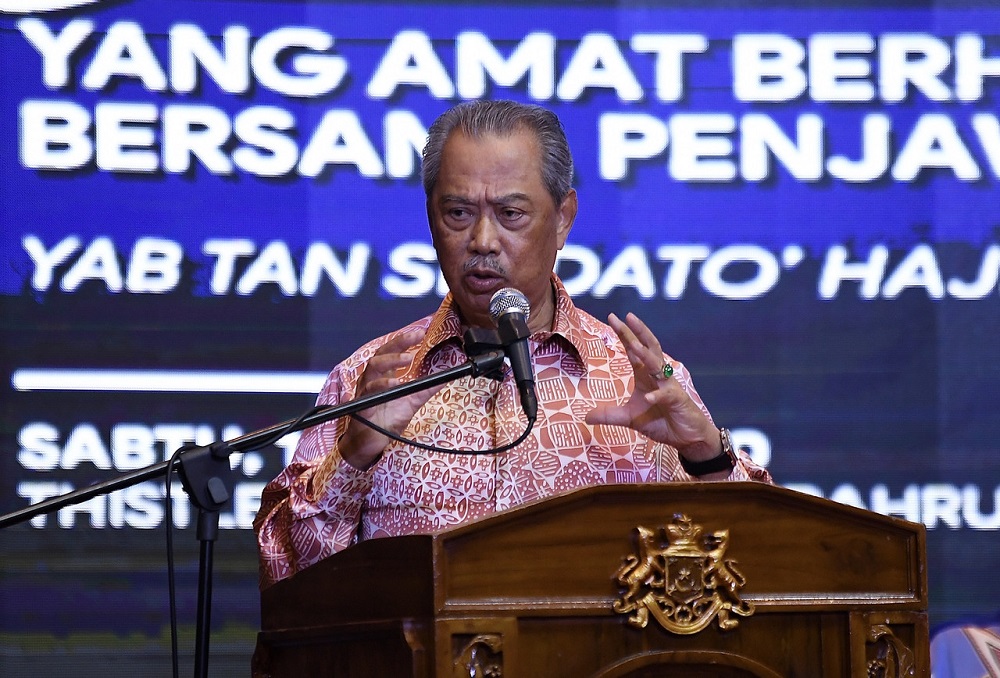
top-left (469, 213), bottom-right (501, 253)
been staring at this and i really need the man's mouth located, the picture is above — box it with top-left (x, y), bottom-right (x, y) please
top-left (463, 269), bottom-right (504, 293)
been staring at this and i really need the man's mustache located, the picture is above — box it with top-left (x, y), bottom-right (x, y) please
top-left (463, 256), bottom-right (506, 276)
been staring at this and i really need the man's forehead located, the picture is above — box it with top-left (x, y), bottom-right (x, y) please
top-left (443, 126), bottom-right (539, 154)
top-left (441, 128), bottom-right (540, 169)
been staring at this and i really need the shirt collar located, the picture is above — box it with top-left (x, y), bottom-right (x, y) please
top-left (416, 274), bottom-right (595, 368)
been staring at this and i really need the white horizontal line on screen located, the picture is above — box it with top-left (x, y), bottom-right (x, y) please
top-left (11, 369), bottom-right (328, 394)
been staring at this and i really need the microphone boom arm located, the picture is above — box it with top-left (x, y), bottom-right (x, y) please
top-left (0, 348), bottom-right (506, 529)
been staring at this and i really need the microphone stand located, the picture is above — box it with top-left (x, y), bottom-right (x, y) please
top-left (0, 347), bottom-right (506, 678)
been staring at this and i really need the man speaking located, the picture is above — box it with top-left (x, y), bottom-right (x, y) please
top-left (254, 100), bottom-right (771, 588)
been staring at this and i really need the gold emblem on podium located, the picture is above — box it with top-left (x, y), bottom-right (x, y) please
top-left (613, 514), bottom-right (754, 635)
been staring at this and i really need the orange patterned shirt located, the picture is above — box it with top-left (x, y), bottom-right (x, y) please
top-left (254, 277), bottom-right (771, 588)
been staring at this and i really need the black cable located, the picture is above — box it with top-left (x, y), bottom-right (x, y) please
top-left (349, 410), bottom-right (536, 455)
top-left (163, 448), bottom-right (184, 678)
top-left (243, 405), bottom-right (328, 453)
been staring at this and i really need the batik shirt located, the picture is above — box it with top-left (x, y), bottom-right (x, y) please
top-left (254, 276), bottom-right (772, 588)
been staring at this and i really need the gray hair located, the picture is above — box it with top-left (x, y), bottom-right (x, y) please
top-left (421, 100), bottom-right (574, 206)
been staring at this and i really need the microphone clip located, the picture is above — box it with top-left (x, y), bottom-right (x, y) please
top-left (462, 328), bottom-right (506, 381)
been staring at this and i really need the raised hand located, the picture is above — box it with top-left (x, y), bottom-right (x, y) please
top-left (585, 312), bottom-right (721, 459)
top-left (338, 328), bottom-right (443, 470)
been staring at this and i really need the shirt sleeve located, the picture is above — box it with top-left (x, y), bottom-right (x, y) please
top-left (253, 358), bottom-right (377, 589)
top-left (722, 450), bottom-right (774, 483)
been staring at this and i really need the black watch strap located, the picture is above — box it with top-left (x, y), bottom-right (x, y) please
top-left (680, 428), bottom-right (737, 477)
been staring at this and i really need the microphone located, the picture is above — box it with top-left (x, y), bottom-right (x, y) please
top-left (489, 288), bottom-right (538, 420)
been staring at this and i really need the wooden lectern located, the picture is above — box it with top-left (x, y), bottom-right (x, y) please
top-left (253, 482), bottom-right (928, 677)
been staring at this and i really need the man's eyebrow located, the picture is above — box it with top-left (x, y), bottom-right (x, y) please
top-left (491, 193), bottom-right (531, 205)
top-left (438, 193), bottom-right (532, 205)
top-left (438, 194), bottom-right (475, 205)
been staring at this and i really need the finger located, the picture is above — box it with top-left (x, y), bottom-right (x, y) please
top-left (354, 370), bottom-right (442, 431)
top-left (360, 328), bottom-right (426, 385)
top-left (585, 404), bottom-right (632, 428)
top-left (608, 314), bottom-right (650, 373)
top-left (355, 357), bottom-right (411, 400)
top-left (623, 315), bottom-right (667, 380)
top-left (377, 327), bottom-right (425, 355)
top-left (358, 373), bottom-right (405, 397)
top-left (624, 312), bottom-right (663, 356)
top-left (608, 313), bottom-right (663, 372)
top-left (643, 383), bottom-right (679, 406)
top-left (608, 313), bottom-right (640, 350)
top-left (610, 313), bottom-right (663, 378)
top-left (366, 350), bottom-right (416, 377)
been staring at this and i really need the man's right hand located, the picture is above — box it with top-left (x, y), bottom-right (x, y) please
top-left (337, 327), bottom-right (442, 470)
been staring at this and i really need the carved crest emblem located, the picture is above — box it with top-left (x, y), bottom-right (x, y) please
top-left (613, 514), bottom-right (754, 635)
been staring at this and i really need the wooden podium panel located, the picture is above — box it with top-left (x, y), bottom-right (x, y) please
top-left (253, 482), bottom-right (928, 677)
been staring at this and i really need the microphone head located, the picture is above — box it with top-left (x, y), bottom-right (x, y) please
top-left (489, 287), bottom-right (531, 323)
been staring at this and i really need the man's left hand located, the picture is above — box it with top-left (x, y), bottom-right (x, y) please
top-left (584, 312), bottom-right (725, 470)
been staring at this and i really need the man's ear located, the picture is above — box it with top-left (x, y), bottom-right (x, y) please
top-left (555, 188), bottom-right (578, 249)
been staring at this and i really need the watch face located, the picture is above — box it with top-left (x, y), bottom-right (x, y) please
top-left (720, 428), bottom-right (737, 465)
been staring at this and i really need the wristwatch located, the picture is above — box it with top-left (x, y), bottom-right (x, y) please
top-left (679, 428), bottom-right (738, 477)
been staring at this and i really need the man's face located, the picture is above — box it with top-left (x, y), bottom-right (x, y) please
top-left (428, 128), bottom-right (577, 332)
